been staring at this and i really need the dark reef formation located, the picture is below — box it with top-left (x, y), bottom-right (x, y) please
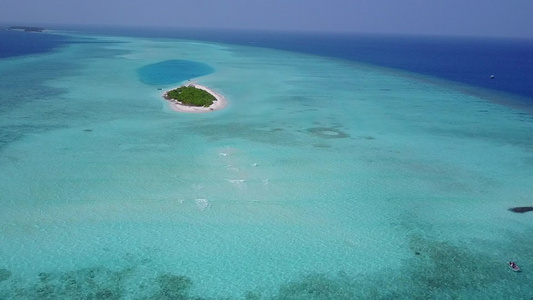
top-left (509, 206), bottom-right (533, 213)
top-left (0, 269), bottom-right (12, 282)
top-left (1, 234), bottom-right (532, 299)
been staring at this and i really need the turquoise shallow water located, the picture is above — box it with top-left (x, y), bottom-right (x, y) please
top-left (0, 32), bottom-right (532, 299)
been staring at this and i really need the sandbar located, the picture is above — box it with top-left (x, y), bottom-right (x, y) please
top-left (163, 83), bottom-right (227, 113)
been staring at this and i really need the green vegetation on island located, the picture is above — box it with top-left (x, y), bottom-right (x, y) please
top-left (165, 85), bottom-right (216, 107)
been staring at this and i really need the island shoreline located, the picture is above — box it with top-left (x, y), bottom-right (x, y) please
top-left (163, 83), bottom-right (227, 113)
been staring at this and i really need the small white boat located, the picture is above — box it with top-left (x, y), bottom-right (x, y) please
top-left (508, 262), bottom-right (521, 272)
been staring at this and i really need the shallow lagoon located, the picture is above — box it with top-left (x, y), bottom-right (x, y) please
top-left (0, 31), bottom-right (532, 299)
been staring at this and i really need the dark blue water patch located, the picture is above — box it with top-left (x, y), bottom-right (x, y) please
top-left (0, 29), bottom-right (72, 59)
top-left (0, 42), bottom-right (81, 151)
top-left (0, 56), bottom-right (74, 110)
top-left (137, 60), bottom-right (214, 85)
top-left (0, 124), bottom-right (66, 152)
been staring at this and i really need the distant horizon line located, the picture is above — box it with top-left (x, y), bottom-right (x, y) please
top-left (1, 22), bottom-right (532, 41)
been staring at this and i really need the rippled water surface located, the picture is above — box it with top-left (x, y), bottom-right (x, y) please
top-left (0, 30), bottom-right (532, 299)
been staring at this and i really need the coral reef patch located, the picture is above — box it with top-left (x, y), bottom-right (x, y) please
top-left (1, 234), bottom-right (532, 299)
top-left (0, 269), bottom-right (12, 282)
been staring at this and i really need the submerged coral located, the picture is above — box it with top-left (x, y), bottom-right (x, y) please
top-left (150, 273), bottom-right (193, 300)
top-left (0, 269), bottom-right (12, 282)
top-left (1, 235), bottom-right (532, 300)
top-left (273, 273), bottom-right (355, 300)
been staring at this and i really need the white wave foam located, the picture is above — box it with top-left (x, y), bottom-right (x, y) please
top-left (195, 198), bottom-right (209, 211)
top-left (226, 164), bottom-right (239, 172)
top-left (226, 179), bottom-right (246, 185)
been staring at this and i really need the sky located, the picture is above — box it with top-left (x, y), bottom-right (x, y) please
top-left (1, 0), bottom-right (532, 38)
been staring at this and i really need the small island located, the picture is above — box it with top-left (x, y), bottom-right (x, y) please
top-left (8, 26), bottom-right (45, 32)
top-left (163, 83), bottom-right (227, 113)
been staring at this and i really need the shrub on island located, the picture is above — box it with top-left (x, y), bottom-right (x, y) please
top-left (165, 85), bottom-right (216, 107)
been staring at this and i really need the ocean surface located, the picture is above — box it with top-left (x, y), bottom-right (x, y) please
top-left (58, 25), bottom-right (533, 103)
top-left (0, 27), bottom-right (532, 299)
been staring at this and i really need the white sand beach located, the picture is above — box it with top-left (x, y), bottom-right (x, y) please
top-left (163, 83), bottom-right (227, 113)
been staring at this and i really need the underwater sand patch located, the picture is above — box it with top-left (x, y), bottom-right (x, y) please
top-left (307, 127), bottom-right (349, 139)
